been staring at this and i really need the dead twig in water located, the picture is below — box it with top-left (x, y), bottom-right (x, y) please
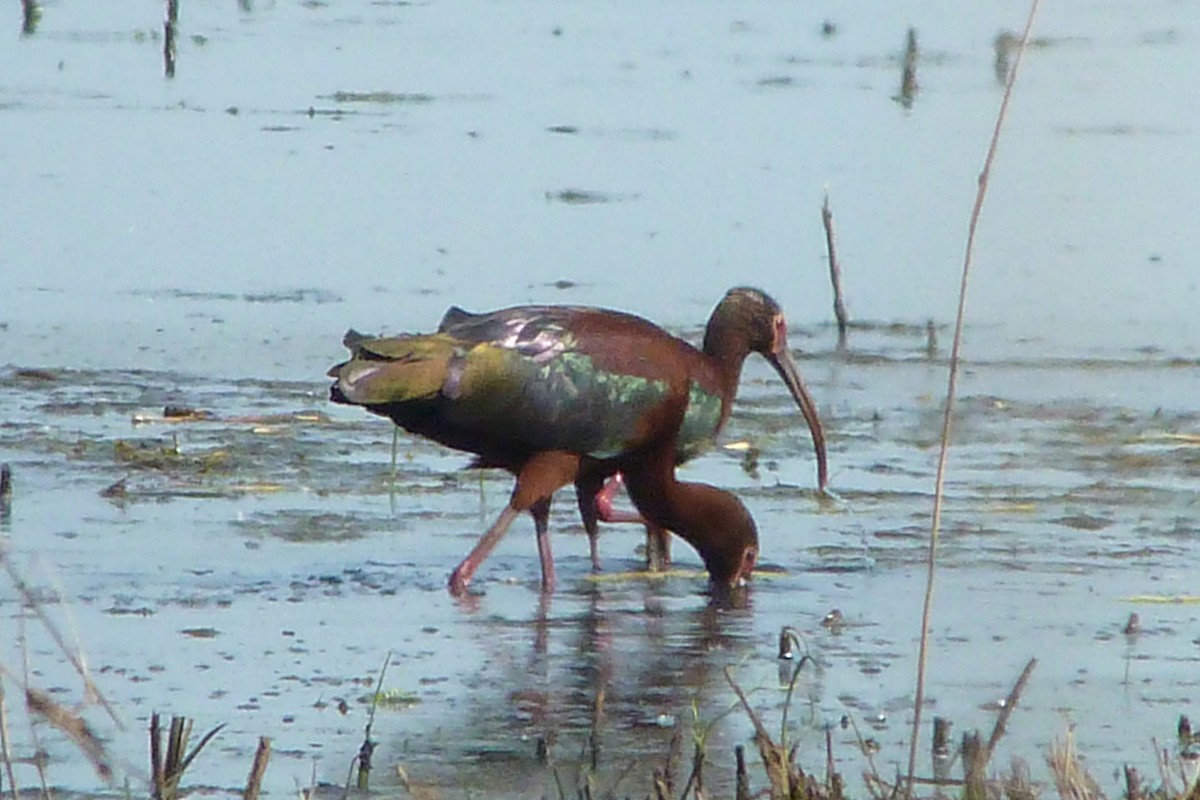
top-left (20, 0), bottom-right (40, 36)
top-left (897, 28), bottom-right (920, 109)
top-left (904, 2), bottom-right (1041, 796)
top-left (163, 0), bottom-right (178, 78)
top-left (734, 744), bottom-right (750, 800)
top-left (150, 713), bottom-right (226, 800)
top-left (350, 650), bottom-right (392, 791)
top-left (961, 731), bottom-right (986, 800)
top-left (821, 192), bottom-right (849, 345)
top-left (984, 658), bottom-right (1037, 762)
top-left (243, 736), bottom-right (271, 800)
top-left (0, 464), bottom-right (12, 513)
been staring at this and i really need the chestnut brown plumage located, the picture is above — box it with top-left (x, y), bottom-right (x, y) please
top-left (328, 287), bottom-right (827, 594)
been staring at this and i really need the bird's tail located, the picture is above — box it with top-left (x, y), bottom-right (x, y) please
top-left (328, 332), bottom-right (456, 406)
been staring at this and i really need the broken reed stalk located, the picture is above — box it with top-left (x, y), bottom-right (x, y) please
top-left (20, 1), bottom-right (40, 36)
top-left (961, 732), bottom-right (987, 800)
top-left (351, 650), bottom-right (392, 792)
top-left (1124, 765), bottom-right (1143, 800)
top-left (903, 1), bottom-right (1041, 796)
top-left (163, 0), bottom-right (179, 78)
top-left (821, 192), bottom-right (849, 343)
top-left (243, 736), bottom-right (271, 800)
top-left (15, 612), bottom-right (53, 800)
top-left (734, 745), bottom-right (749, 800)
top-left (898, 27), bottom-right (920, 109)
top-left (150, 713), bottom-right (226, 800)
top-left (931, 716), bottom-right (953, 782)
top-left (984, 658), bottom-right (1037, 760)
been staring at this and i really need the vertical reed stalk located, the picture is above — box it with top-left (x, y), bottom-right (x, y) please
top-left (903, 2), bottom-right (1042, 796)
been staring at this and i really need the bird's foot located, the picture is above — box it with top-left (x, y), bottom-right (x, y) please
top-left (447, 568), bottom-right (471, 596)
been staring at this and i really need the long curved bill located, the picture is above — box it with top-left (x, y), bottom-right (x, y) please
top-left (766, 348), bottom-right (829, 492)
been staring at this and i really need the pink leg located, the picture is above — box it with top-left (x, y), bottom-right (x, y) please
top-left (575, 474), bottom-right (605, 572)
top-left (530, 497), bottom-right (555, 592)
top-left (596, 474), bottom-right (672, 571)
top-left (594, 474), bottom-right (644, 524)
top-left (448, 505), bottom-right (521, 596)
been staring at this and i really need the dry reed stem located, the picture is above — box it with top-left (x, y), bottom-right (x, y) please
top-left (150, 712), bottom-right (226, 800)
top-left (821, 192), bottom-right (849, 343)
top-left (163, 0), bottom-right (178, 78)
top-left (25, 689), bottom-right (112, 783)
top-left (904, 1), bottom-right (1042, 795)
top-left (1002, 756), bottom-right (1037, 800)
top-left (734, 745), bottom-right (749, 800)
top-left (1047, 731), bottom-right (1104, 800)
top-left (724, 666), bottom-right (792, 797)
top-left (0, 676), bottom-right (20, 800)
top-left (243, 736), bottom-right (271, 800)
top-left (898, 28), bottom-right (919, 109)
top-left (962, 732), bottom-right (987, 800)
top-left (353, 650), bottom-right (392, 792)
top-left (1123, 765), bottom-right (1144, 800)
top-left (20, 1), bottom-right (40, 36)
top-left (0, 550), bottom-right (120, 725)
top-left (1186, 773), bottom-right (1200, 800)
top-left (984, 658), bottom-right (1037, 762)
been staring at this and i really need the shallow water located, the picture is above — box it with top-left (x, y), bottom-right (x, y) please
top-left (3, 1), bottom-right (1199, 798)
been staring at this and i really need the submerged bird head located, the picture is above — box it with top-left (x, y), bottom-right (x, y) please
top-left (664, 479), bottom-right (760, 590)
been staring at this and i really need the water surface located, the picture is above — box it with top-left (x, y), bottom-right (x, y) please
top-left (2, 1), bottom-right (1198, 797)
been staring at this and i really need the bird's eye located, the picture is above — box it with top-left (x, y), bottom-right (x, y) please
top-left (772, 315), bottom-right (788, 351)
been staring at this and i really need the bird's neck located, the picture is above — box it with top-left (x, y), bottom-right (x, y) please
top-left (701, 326), bottom-right (751, 406)
top-left (622, 446), bottom-right (757, 584)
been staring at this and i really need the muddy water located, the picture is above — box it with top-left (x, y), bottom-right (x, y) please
top-left (3, 1), bottom-right (1199, 798)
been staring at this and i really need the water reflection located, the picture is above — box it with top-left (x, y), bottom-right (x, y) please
top-left (432, 581), bottom-right (771, 795)
top-left (0, 464), bottom-right (12, 531)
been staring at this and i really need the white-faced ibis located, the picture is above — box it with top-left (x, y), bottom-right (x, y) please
top-left (328, 287), bottom-right (828, 594)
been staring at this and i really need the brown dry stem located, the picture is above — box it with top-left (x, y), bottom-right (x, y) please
top-left (150, 712), bottom-right (226, 800)
top-left (1047, 730), bottom-right (1104, 800)
top-left (904, 1), bottom-right (1042, 795)
top-left (243, 736), bottom-right (271, 800)
top-left (821, 192), bottom-right (849, 344)
top-left (25, 689), bottom-right (112, 783)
